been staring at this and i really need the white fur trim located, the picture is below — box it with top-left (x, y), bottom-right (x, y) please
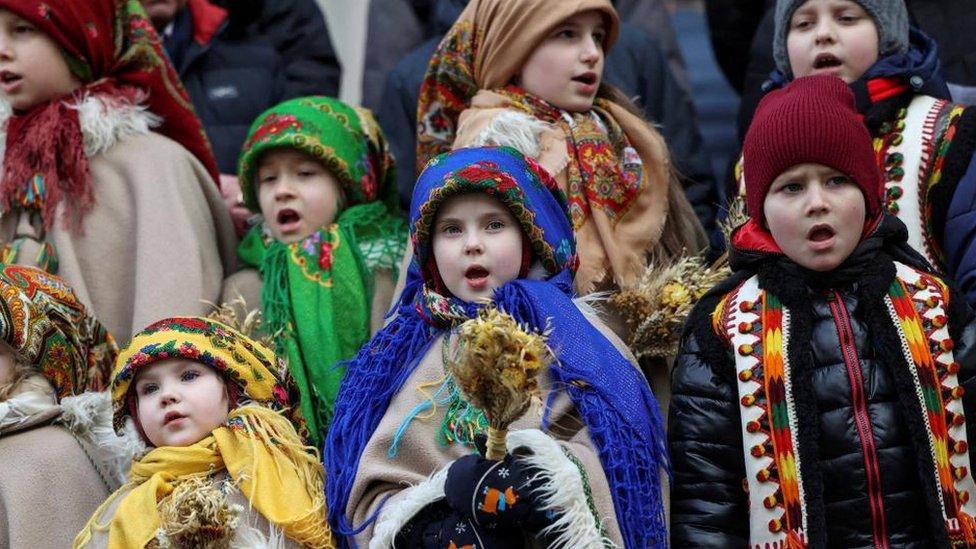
top-left (69, 92), bottom-right (161, 157)
top-left (370, 467), bottom-right (450, 548)
top-left (230, 520), bottom-right (289, 549)
top-left (573, 291), bottom-right (611, 326)
top-left (468, 110), bottom-right (552, 159)
top-left (0, 93), bottom-right (159, 164)
top-left (507, 429), bottom-right (615, 549)
top-left (59, 391), bottom-right (146, 489)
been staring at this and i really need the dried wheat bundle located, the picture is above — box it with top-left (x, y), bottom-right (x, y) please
top-left (156, 475), bottom-right (242, 549)
top-left (612, 255), bottom-right (730, 359)
top-left (448, 306), bottom-right (552, 460)
top-left (205, 296), bottom-right (273, 347)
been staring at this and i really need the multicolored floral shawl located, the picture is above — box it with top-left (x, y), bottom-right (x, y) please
top-left (325, 147), bottom-right (669, 549)
top-left (236, 97), bottom-right (407, 444)
top-left (0, 264), bottom-right (116, 399)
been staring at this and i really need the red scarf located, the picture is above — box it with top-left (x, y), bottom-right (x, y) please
top-left (0, 0), bottom-right (218, 228)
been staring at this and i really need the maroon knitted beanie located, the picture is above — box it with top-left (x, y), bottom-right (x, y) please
top-left (743, 75), bottom-right (882, 222)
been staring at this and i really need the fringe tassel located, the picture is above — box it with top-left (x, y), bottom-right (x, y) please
top-left (259, 241), bottom-right (292, 342)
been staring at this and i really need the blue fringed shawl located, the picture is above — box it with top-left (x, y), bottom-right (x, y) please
top-left (324, 147), bottom-right (669, 548)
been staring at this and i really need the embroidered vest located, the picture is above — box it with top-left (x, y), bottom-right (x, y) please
top-left (712, 262), bottom-right (976, 548)
top-left (735, 95), bottom-right (965, 270)
top-left (875, 96), bottom-right (965, 269)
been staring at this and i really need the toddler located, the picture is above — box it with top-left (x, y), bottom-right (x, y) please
top-left (75, 316), bottom-right (334, 548)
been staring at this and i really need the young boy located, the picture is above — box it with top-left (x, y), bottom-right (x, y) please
top-left (326, 147), bottom-right (669, 548)
top-left (75, 316), bottom-right (335, 549)
top-left (672, 74), bottom-right (976, 546)
top-left (741, 0), bottom-right (976, 304)
top-left (222, 96), bottom-right (407, 444)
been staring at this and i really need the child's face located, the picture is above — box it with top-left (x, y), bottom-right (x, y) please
top-left (519, 10), bottom-right (606, 113)
top-left (786, 0), bottom-right (879, 83)
top-left (432, 193), bottom-right (523, 302)
top-left (763, 163), bottom-right (866, 272)
top-left (134, 359), bottom-right (230, 447)
top-left (257, 148), bottom-right (344, 244)
top-left (0, 9), bottom-right (81, 112)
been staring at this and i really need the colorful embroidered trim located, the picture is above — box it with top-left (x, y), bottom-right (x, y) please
top-left (886, 263), bottom-right (976, 544)
top-left (719, 276), bottom-right (808, 548)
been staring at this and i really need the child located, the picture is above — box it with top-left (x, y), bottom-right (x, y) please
top-left (741, 0), bottom-right (976, 303)
top-left (671, 75), bottom-right (976, 546)
top-left (0, 264), bottom-right (125, 549)
top-left (417, 0), bottom-right (707, 295)
top-left (326, 147), bottom-right (669, 548)
top-left (222, 96), bottom-right (407, 444)
top-left (0, 0), bottom-right (236, 341)
top-left (74, 316), bottom-right (335, 548)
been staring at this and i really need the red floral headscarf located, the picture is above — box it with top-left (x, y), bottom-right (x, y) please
top-left (0, 0), bottom-right (218, 228)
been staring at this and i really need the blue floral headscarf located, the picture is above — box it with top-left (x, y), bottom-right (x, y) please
top-left (325, 147), bottom-right (668, 548)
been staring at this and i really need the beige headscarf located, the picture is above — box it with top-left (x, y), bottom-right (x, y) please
top-left (417, 0), bottom-right (706, 292)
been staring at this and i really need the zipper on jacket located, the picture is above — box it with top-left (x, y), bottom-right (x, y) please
top-left (828, 291), bottom-right (890, 549)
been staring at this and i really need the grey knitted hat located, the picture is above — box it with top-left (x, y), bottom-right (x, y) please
top-left (773, 0), bottom-right (910, 78)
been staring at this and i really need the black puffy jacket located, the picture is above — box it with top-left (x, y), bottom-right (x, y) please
top-left (669, 218), bottom-right (976, 547)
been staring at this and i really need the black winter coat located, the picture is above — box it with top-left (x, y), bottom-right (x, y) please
top-left (670, 219), bottom-right (976, 547)
top-left (166, 2), bottom-right (284, 174)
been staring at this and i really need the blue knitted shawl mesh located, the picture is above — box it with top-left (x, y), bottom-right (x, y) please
top-left (324, 147), bottom-right (669, 548)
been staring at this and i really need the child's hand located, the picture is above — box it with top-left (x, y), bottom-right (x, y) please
top-left (218, 174), bottom-right (253, 238)
top-left (445, 452), bottom-right (554, 531)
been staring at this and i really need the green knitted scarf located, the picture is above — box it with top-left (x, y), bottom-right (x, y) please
top-left (239, 203), bottom-right (405, 445)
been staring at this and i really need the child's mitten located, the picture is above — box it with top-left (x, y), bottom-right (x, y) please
top-left (444, 451), bottom-right (555, 531)
top-left (394, 500), bottom-right (524, 548)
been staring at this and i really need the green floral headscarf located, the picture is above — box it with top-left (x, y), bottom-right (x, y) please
top-left (236, 97), bottom-right (407, 445)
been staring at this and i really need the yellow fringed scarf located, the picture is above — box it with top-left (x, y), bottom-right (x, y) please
top-left (74, 405), bottom-right (334, 548)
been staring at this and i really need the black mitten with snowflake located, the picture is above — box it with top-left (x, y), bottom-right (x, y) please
top-left (393, 499), bottom-right (524, 548)
top-left (444, 451), bottom-right (556, 532)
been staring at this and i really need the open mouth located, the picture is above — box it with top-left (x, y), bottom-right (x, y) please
top-left (164, 411), bottom-right (186, 426)
top-left (276, 208), bottom-right (301, 226)
top-left (813, 53), bottom-right (842, 70)
top-left (464, 265), bottom-right (489, 281)
top-left (572, 72), bottom-right (598, 86)
top-left (0, 71), bottom-right (21, 86)
top-left (808, 225), bottom-right (836, 242)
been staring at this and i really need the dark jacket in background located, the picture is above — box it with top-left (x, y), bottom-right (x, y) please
top-left (166, 0), bottom-right (285, 174)
top-left (167, 0), bottom-right (340, 175)
top-left (251, 0), bottom-right (341, 98)
top-left (376, 0), bottom-right (719, 234)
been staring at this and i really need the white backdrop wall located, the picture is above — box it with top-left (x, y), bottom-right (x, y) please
top-left (317, 0), bottom-right (369, 105)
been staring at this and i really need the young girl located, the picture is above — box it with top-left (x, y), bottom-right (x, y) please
top-left (326, 147), bottom-right (668, 548)
top-left (0, 0), bottom-right (236, 340)
top-left (0, 264), bottom-right (124, 548)
top-left (75, 316), bottom-right (335, 548)
top-left (222, 96), bottom-right (407, 443)
top-left (416, 0), bottom-right (706, 296)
